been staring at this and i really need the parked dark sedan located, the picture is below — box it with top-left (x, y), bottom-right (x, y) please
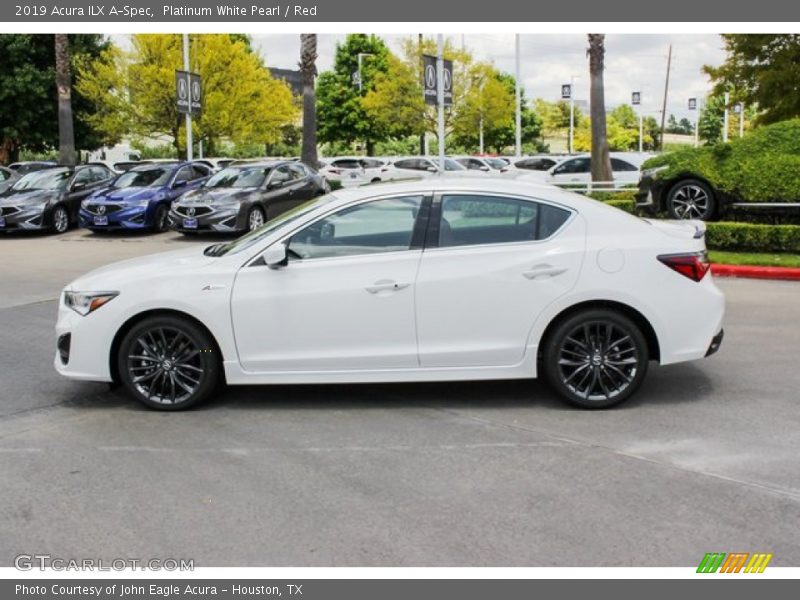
top-left (8, 161), bottom-right (57, 175)
top-left (0, 165), bottom-right (115, 233)
top-left (169, 161), bottom-right (330, 234)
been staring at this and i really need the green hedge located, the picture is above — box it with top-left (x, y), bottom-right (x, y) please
top-left (641, 119), bottom-right (800, 204)
top-left (587, 190), bottom-right (637, 203)
top-left (593, 196), bottom-right (800, 252)
top-left (705, 222), bottom-right (800, 253)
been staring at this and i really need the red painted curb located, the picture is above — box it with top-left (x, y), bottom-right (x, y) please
top-left (711, 263), bottom-right (800, 281)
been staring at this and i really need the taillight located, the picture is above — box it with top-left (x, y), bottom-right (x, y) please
top-left (658, 252), bottom-right (710, 282)
top-left (329, 168), bottom-right (342, 174)
top-left (500, 167), bottom-right (508, 173)
top-left (381, 167), bottom-right (389, 172)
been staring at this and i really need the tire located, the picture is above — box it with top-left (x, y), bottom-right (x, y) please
top-left (666, 179), bottom-right (716, 220)
top-left (247, 206), bottom-right (265, 231)
top-left (51, 204), bottom-right (70, 234)
top-left (153, 204), bottom-right (169, 233)
top-left (542, 309), bottom-right (649, 409)
top-left (117, 315), bottom-right (220, 410)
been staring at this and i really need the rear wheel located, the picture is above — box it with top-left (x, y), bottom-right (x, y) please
top-left (117, 315), bottom-right (220, 410)
top-left (666, 179), bottom-right (716, 220)
top-left (542, 309), bottom-right (649, 409)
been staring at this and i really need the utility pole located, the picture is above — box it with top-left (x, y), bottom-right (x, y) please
top-left (658, 44), bottom-right (672, 152)
top-left (739, 103), bottom-right (745, 137)
top-left (183, 33), bottom-right (193, 161)
top-left (515, 34), bottom-right (522, 157)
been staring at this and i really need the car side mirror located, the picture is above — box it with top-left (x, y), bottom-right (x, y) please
top-left (479, 165), bottom-right (490, 171)
top-left (426, 166), bottom-right (438, 173)
top-left (262, 243), bottom-right (288, 269)
top-left (71, 181), bottom-right (87, 192)
top-left (173, 179), bottom-right (188, 189)
top-left (267, 180), bottom-right (283, 190)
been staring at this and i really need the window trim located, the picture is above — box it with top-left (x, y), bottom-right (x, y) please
top-left (424, 191), bottom-right (576, 251)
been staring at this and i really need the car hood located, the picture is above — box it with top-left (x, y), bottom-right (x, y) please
top-left (177, 187), bottom-right (256, 205)
top-left (0, 189), bottom-right (61, 205)
top-left (65, 246), bottom-right (216, 291)
top-left (92, 187), bottom-right (161, 203)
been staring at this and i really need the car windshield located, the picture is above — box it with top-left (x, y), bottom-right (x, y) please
top-left (433, 158), bottom-right (466, 171)
top-left (484, 158), bottom-right (506, 169)
top-left (205, 167), bottom-right (269, 189)
top-left (113, 168), bottom-right (172, 188)
top-left (12, 169), bottom-right (71, 191)
top-left (208, 193), bottom-right (339, 257)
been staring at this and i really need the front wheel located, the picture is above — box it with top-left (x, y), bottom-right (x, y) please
top-left (51, 205), bottom-right (70, 234)
top-left (666, 179), bottom-right (716, 220)
top-left (247, 206), bottom-right (265, 231)
top-left (117, 315), bottom-right (220, 410)
top-left (153, 204), bottom-right (169, 233)
top-left (542, 309), bottom-right (649, 409)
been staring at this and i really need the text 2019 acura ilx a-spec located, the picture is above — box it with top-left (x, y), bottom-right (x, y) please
top-left (55, 178), bottom-right (725, 411)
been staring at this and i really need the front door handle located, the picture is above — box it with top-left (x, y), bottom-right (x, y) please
top-left (365, 280), bottom-right (410, 294)
top-left (522, 265), bottom-right (568, 280)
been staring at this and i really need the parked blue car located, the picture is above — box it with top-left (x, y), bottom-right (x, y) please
top-left (79, 162), bottom-right (211, 232)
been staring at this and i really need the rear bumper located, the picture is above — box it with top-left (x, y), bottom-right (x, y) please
top-left (705, 329), bottom-right (724, 357)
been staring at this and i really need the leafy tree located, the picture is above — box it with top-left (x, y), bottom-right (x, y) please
top-left (703, 34), bottom-right (800, 125)
top-left (0, 34), bottom-right (109, 164)
top-left (362, 37), bottom-right (473, 149)
top-left (587, 34), bottom-right (612, 182)
top-left (299, 34), bottom-right (319, 167)
top-left (316, 34), bottom-right (391, 155)
top-left (698, 95), bottom-right (725, 144)
top-left (451, 64), bottom-right (514, 152)
top-left (76, 34), bottom-right (297, 156)
top-left (534, 98), bottom-right (583, 144)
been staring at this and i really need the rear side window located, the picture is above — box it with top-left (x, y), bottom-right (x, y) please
top-left (289, 163), bottom-right (308, 179)
top-left (611, 158), bottom-right (638, 172)
top-left (438, 195), bottom-right (570, 248)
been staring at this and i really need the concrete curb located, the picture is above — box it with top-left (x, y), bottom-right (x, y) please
top-left (711, 264), bottom-right (800, 281)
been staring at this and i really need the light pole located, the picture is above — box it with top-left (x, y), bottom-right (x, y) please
top-left (723, 91), bottom-right (730, 143)
top-left (569, 75), bottom-right (575, 154)
top-left (356, 52), bottom-right (373, 93)
top-left (183, 33), bottom-right (192, 162)
top-left (515, 34), bottom-right (521, 158)
top-left (437, 34), bottom-right (445, 169)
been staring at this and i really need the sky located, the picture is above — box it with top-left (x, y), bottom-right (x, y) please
top-left (113, 33), bottom-right (728, 122)
top-left (249, 33), bottom-right (727, 121)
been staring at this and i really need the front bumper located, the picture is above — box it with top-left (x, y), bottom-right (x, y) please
top-left (54, 294), bottom-right (115, 382)
top-left (0, 204), bottom-right (48, 231)
top-left (169, 205), bottom-right (244, 233)
top-left (635, 176), bottom-right (667, 213)
top-left (80, 204), bottom-right (152, 230)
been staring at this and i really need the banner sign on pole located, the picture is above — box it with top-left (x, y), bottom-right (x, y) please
top-left (423, 54), bottom-right (453, 106)
top-left (176, 70), bottom-right (202, 115)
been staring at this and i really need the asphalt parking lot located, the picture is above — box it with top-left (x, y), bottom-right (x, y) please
top-left (1, 229), bottom-right (799, 567)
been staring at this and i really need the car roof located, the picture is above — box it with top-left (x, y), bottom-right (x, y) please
top-left (322, 177), bottom-right (611, 214)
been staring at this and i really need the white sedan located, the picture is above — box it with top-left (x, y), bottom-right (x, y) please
top-left (55, 178), bottom-right (725, 410)
top-left (518, 153), bottom-right (649, 189)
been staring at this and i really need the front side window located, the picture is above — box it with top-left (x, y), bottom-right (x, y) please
top-left (438, 195), bottom-right (571, 248)
top-left (553, 158), bottom-right (590, 175)
top-left (288, 195), bottom-right (423, 260)
top-left (393, 159), bottom-right (422, 171)
top-left (269, 166), bottom-right (292, 186)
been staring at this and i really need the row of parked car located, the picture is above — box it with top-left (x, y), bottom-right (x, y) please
top-left (0, 159), bottom-right (330, 235)
top-left (0, 150), bottom-right (662, 236)
top-left (318, 152), bottom-right (650, 189)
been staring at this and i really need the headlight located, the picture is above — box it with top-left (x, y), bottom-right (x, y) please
top-left (64, 291), bottom-right (118, 316)
top-left (641, 165), bottom-right (669, 179)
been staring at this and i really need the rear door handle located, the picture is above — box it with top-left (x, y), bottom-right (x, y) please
top-left (522, 265), bottom-right (568, 280)
top-left (365, 280), bottom-right (410, 294)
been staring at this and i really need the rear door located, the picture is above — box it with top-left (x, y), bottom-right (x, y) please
top-left (414, 192), bottom-right (585, 368)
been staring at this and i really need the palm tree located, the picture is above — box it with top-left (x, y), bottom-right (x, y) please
top-left (299, 34), bottom-right (319, 168)
top-left (54, 34), bottom-right (76, 166)
top-left (587, 34), bottom-right (612, 185)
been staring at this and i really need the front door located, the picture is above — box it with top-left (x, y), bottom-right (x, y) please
top-left (231, 194), bottom-right (427, 372)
